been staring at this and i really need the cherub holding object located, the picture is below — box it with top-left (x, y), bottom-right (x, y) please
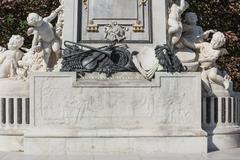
top-left (0, 35), bottom-right (25, 78)
top-left (27, 6), bottom-right (63, 69)
top-left (168, 0), bottom-right (189, 47)
top-left (181, 32), bottom-right (231, 95)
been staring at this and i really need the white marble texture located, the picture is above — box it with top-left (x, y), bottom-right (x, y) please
top-left (1, 148), bottom-right (240, 160)
top-left (25, 72), bottom-right (207, 155)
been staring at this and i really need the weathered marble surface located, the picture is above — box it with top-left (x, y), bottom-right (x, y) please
top-left (2, 148), bottom-right (240, 160)
top-left (26, 72), bottom-right (207, 154)
top-left (0, 79), bottom-right (29, 97)
top-left (30, 72), bottom-right (202, 129)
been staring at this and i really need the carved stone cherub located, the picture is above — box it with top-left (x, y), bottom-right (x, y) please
top-left (0, 35), bottom-right (24, 78)
top-left (182, 12), bottom-right (215, 45)
top-left (181, 32), bottom-right (231, 95)
top-left (182, 12), bottom-right (204, 43)
top-left (175, 12), bottom-right (215, 71)
top-left (27, 6), bottom-right (63, 69)
top-left (168, 0), bottom-right (189, 47)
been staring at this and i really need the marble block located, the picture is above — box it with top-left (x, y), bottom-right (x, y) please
top-left (25, 72), bottom-right (207, 155)
top-left (0, 79), bottom-right (29, 97)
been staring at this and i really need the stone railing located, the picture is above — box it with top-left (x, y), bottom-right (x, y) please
top-left (202, 96), bottom-right (240, 130)
top-left (0, 97), bottom-right (31, 129)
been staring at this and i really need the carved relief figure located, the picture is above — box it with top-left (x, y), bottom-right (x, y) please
top-left (27, 7), bottom-right (62, 69)
top-left (0, 35), bottom-right (24, 78)
top-left (104, 22), bottom-right (128, 42)
top-left (168, 0), bottom-right (189, 47)
top-left (181, 32), bottom-right (231, 95)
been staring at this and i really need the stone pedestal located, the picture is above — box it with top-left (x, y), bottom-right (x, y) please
top-left (24, 72), bottom-right (207, 155)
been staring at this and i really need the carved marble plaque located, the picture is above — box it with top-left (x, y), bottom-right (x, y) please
top-left (80, 0), bottom-right (152, 43)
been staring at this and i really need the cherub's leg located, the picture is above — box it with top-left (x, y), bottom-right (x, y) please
top-left (208, 67), bottom-right (224, 86)
top-left (52, 39), bottom-right (61, 60)
top-left (201, 69), bottom-right (212, 96)
top-left (42, 42), bottom-right (52, 67)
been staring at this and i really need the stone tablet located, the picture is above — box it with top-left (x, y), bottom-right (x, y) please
top-left (63, 0), bottom-right (167, 47)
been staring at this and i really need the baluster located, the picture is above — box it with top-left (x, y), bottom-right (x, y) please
top-left (5, 98), bottom-right (10, 128)
top-left (225, 98), bottom-right (229, 125)
top-left (202, 97), bottom-right (207, 127)
top-left (238, 97), bottom-right (240, 125)
top-left (22, 98), bottom-right (26, 126)
top-left (210, 97), bottom-right (215, 126)
top-left (217, 97), bottom-right (222, 127)
top-left (231, 97), bottom-right (234, 124)
top-left (13, 98), bottom-right (18, 127)
top-left (0, 98), bottom-right (2, 128)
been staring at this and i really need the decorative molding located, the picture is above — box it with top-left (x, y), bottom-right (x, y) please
top-left (86, 20), bottom-right (98, 32)
top-left (83, 0), bottom-right (88, 10)
top-left (139, 0), bottom-right (148, 6)
top-left (133, 21), bottom-right (144, 32)
top-left (79, 0), bottom-right (153, 43)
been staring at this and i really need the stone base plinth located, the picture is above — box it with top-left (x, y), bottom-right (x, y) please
top-left (24, 128), bottom-right (207, 155)
top-left (26, 72), bottom-right (207, 155)
top-left (207, 127), bottom-right (240, 152)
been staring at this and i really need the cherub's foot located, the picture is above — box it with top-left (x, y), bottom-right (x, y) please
top-left (223, 75), bottom-right (231, 90)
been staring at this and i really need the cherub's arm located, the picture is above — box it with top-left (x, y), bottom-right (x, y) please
top-left (44, 5), bottom-right (63, 22)
top-left (181, 37), bottom-right (201, 50)
top-left (31, 33), bottom-right (39, 48)
top-left (179, 0), bottom-right (189, 14)
top-left (197, 30), bottom-right (215, 41)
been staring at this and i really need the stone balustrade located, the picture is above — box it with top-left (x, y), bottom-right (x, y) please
top-left (202, 97), bottom-right (240, 130)
top-left (0, 97), bottom-right (30, 129)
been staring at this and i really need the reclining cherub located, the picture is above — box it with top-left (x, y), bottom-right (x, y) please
top-left (181, 32), bottom-right (231, 95)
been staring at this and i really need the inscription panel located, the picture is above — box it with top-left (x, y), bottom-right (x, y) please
top-left (90, 0), bottom-right (138, 19)
top-left (80, 0), bottom-right (152, 43)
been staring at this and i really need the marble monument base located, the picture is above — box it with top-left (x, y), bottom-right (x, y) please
top-left (0, 79), bottom-right (29, 152)
top-left (25, 72), bottom-right (207, 155)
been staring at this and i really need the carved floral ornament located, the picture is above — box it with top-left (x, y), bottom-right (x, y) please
top-left (83, 0), bottom-right (88, 10)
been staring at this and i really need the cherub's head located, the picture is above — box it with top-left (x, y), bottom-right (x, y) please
top-left (211, 32), bottom-right (226, 49)
top-left (185, 12), bottom-right (198, 25)
top-left (7, 35), bottom-right (24, 50)
top-left (27, 13), bottom-right (43, 27)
